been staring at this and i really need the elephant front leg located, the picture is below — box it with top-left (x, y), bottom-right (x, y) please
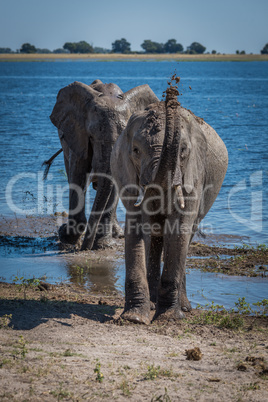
top-left (146, 235), bottom-right (163, 308)
top-left (59, 186), bottom-right (87, 245)
top-left (180, 274), bottom-right (192, 312)
top-left (59, 150), bottom-right (89, 245)
top-left (155, 218), bottom-right (193, 320)
top-left (122, 213), bottom-right (151, 325)
top-left (92, 186), bottom-right (123, 249)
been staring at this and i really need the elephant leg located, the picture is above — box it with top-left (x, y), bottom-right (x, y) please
top-left (122, 212), bottom-right (150, 325)
top-left (146, 235), bottom-right (163, 307)
top-left (180, 274), bottom-right (192, 312)
top-left (179, 221), bottom-right (199, 312)
top-left (155, 217), bottom-right (194, 320)
top-left (91, 185), bottom-right (121, 249)
top-left (59, 149), bottom-right (90, 245)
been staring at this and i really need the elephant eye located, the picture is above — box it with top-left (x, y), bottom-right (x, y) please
top-left (180, 144), bottom-right (188, 158)
top-left (133, 147), bottom-right (140, 156)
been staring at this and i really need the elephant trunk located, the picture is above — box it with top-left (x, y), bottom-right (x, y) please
top-left (153, 92), bottom-right (181, 189)
top-left (81, 175), bottom-right (114, 250)
top-left (152, 87), bottom-right (185, 210)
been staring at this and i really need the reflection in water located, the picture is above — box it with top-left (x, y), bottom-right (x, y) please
top-left (66, 259), bottom-right (124, 295)
top-left (0, 234), bottom-right (125, 294)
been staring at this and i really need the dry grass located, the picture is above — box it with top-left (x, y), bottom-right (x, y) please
top-left (1, 53), bottom-right (268, 62)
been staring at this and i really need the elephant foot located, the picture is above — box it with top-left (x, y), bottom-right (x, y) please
top-left (59, 223), bottom-right (85, 245)
top-left (180, 293), bottom-right (192, 312)
top-left (91, 235), bottom-right (118, 250)
top-left (121, 308), bottom-right (151, 325)
top-left (153, 307), bottom-right (185, 323)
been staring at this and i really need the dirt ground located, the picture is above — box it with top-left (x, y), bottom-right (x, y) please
top-left (0, 283), bottom-right (267, 401)
top-left (0, 215), bottom-right (268, 401)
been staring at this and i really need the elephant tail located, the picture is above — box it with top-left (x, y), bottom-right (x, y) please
top-left (42, 148), bottom-right (63, 180)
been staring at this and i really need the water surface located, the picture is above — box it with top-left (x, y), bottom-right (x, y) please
top-left (0, 61), bottom-right (267, 307)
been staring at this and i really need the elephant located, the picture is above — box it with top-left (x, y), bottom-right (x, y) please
top-left (111, 78), bottom-right (228, 324)
top-left (50, 79), bottom-right (158, 250)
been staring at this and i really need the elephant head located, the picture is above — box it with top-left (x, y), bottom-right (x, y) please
top-left (50, 79), bottom-right (158, 250)
top-left (111, 77), bottom-right (228, 324)
top-left (113, 86), bottom-right (208, 214)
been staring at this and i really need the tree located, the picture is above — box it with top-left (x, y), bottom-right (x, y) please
top-left (141, 40), bottom-right (164, 53)
top-left (111, 38), bottom-right (131, 53)
top-left (211, 50), bottom-right (217, 54)
top-left (164, 39), bottom-right (183, 53)
top-left (0, 48), bottom-right (12, 53)
top-left (187, 42), bottom-right (206, 54)
top-left (63, 41), bottom-right (93, 53)
top-left (63, 42), bottom-right (75, 53)
top-left (75, 41), bottom-right (93, 53)
top-left (20, 43), bottom-right (36, 53)
top-left (261, 43), bottom-right (268, 54)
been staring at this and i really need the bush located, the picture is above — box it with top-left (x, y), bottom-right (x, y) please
top-left (186, 42), bottom-right (206, 54)
top-left (111, 38), bottom-right (131, 53)
top-left (36, 48), bottom-right (52, 54)
top-left (63, 41), bottom-right (93, 54)
top-left (20, 43), bottom-right (36, 53)
top-left (0, 48), bottom-right (12, 53)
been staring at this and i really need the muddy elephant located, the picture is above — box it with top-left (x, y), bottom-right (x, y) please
top-left (50, 79), bottom-right (158, 250)
top-left (111, 79), bottom-right (228, 324)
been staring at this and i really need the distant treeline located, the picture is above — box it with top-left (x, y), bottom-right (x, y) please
top-left (1, 39), bottom-right (268, 55)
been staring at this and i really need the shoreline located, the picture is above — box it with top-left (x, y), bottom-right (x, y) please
top-left (1, 53), bottom-right (268, 62)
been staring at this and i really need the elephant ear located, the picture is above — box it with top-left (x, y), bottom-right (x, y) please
top-left (50, 81), bottom-right (98, 159)
top-left (123, 85), bottom-right (159, 114)
top-left (183, 115), bottom-right (207, 194)
top-left (111, 112), bottom-right (143, 205)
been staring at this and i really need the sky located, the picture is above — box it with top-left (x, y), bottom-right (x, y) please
top-left (0, 0), bottom-right (267, 54)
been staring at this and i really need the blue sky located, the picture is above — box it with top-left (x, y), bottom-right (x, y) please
top-left (0, 0), bottom-right (267, 53)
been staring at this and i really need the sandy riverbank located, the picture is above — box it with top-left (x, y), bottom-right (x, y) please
top-left (0, 281), bottom-right (267, 401)
top-left (1, 53), bottom-right (268, 62)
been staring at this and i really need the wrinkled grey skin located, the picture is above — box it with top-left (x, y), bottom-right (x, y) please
top-left (111, 95), bottom-right (228, 324)
top-left (50, 79), bottom-right (158, 250)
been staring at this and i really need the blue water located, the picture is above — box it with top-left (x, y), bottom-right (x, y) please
top-left (0, 61), bottom-right (267, 244)
top-left (0, 61), bottom-right (267, 307)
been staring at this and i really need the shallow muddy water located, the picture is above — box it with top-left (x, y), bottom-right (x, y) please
top-left (0, 246), bottom-right (266, 310)
top-left (0, 223), bottom-right (267, 310)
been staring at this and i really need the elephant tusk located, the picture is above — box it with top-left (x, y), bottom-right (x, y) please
top-left (134, 187), bottom-right (145, 207)
top-left (175, 185), bottom-right (185, 209)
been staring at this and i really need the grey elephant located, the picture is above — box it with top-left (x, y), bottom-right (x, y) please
top-left (50, 79), bottom-right (158, 250)
top-left (111, 78), bottom-right (228, 324)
